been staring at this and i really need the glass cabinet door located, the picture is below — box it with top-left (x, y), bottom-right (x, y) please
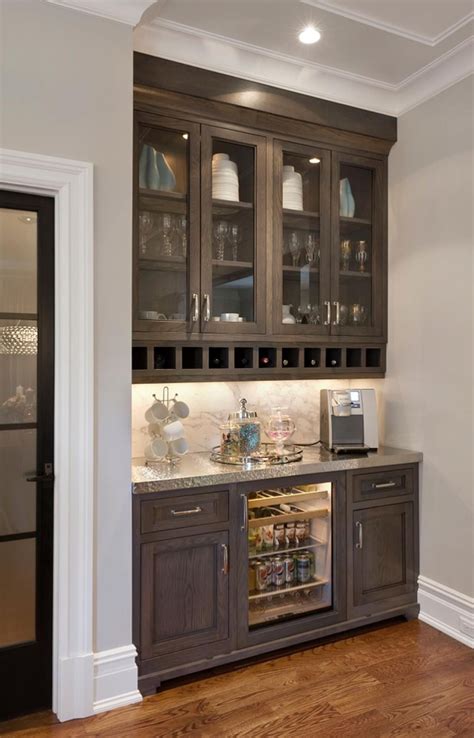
top-left (134, 113), bottom-right (200, 334)
top-left (331, 153), bottom-right (385, 337)
top-left (273, 141), bottom-right (331, 334)
top-left (201, 126), bottom-right (266, 334)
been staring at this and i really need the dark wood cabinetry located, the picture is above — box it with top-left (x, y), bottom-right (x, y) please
top-left (132, 56), bottom-right (396, 382)
top-left (133, 462), bottom-right (419, 695)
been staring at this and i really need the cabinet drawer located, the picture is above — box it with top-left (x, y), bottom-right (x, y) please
top-left (352, 467), bottom-right (414, 502)
top-left (141, 491), bottom-right (229, 533)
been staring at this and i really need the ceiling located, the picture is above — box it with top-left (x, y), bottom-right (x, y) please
top-left (47, 0), bottom-right (474, 116)
top-left (134, 0), bottom-right (474, 115)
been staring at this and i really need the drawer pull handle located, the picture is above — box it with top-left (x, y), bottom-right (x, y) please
top-left (221, 543), bottom-right (229, 574)
top-left (170, 506), bottom-right (203, 516)
top-left (355, 520), bottom-right (363, 549)
top-left (371, 481), bottom-right (397, 489)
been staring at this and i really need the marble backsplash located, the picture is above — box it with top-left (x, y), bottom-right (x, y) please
top-left (132, 379), bottom-right (385, 457)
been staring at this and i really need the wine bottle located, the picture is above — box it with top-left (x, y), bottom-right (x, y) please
top-left (309, 359), bottom-right (318, 367)
top-left (238, 356), bottom-right (249, 367)
top-left (155, 352), bottom-right (166, 369)
top-left (211, 357), bottom-right (223, 368)
top-left (260, 355), bottom-right (271, 367)
top-left (330, 359), bottom-right (337, 367)
top-left (282, 358), bottom-right (289, 367)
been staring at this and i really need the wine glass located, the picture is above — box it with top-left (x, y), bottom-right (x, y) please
top-left (340, 240), bottom-right (352, 271)
top-left (138, 212), bottom-right (154, 256)
top-left (304, 233), bottom-right (318, 264)
top-left (213, 220), bottom-right (228, 261)
top-left (229, 223), bottom-right (240, 261)
top-left (265, 407), bottom-right (296, 456)
top-left (355, 241), bottom-right (368, 272)
top-left (177, 214), bottom-right (187, 258)
top-left (288, 231), bottom-right (300, 266)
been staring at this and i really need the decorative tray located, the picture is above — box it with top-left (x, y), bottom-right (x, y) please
top-left (210, 443), bottom-right (303, 466)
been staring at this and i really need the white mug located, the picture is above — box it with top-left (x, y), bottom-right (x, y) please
top-left (167, 437), bottom-right (189, 457)
top-left (144, 437), bottom-right (168, 461)
top-left (145, 400), bottom-right (169, 423)
top-left (160, 419), bottom-right (184, 441)
top-left (172, 398), bottom-right (190, 419)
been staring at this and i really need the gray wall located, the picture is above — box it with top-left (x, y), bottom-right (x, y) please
top-left (385, 76), bottom-right (474, 597)
top-left (1, 0), bottom-right (133, 651)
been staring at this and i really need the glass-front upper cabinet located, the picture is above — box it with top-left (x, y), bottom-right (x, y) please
top-left (134, 113), bottom-right (200, 334)
top-left (331, 152), bottom-right (385, 337)
top-left (200, 126), bottom-right (266, 334)
top-left (273, 141), bottom-right (331, 335)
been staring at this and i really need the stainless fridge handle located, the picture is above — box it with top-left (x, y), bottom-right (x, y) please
top-left (323, 301), bottom-right (331, 326)
top-left (355, 520), bottom-right (363, 549)
top-left (333, 301), bottom-right (340, 326)
top-left (221, 543), bottom-right (229, 574)
top-left (241, 494), bottom-right (248, 532)
top-left (203, 293), bottom-right (211, 322)
top-left (191, 293), bottom-right (199, 322)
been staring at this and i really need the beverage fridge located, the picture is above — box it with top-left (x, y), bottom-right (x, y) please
top-left (246, 483), bottom-right (332, 628)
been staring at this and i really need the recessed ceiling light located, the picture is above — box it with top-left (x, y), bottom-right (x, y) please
top-left (309, 157), bottom-right (320, 164)
top-left (182, 133), bottom-right (189, 140)
top-left (298, 25), bottom-right (321, 44)
top-left (18, 215), bottom-right (37, 224)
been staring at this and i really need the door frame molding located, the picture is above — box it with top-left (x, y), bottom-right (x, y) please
top-left (0, 148), bottom-right (94, 721)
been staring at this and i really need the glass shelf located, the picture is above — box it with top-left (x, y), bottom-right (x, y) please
top-left (249, 577), bottom-right (327, 601)
top-left (249, 534), bottom-right (325, 560)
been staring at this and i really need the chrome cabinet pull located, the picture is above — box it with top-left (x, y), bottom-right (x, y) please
top-left (332, 301), bottom-right (340, 326)
top-left (221, 543), bottom-right (229, 574)
top-left (203, 293), bottom-right (211, 322)
top-left (191, 293), bottom-right (199, 322)
top-left (355, 521), bottom-right (363, 549)
top-left (324, 300), bottom-right (331, 326)
top-left (241, 494), bottom-right (248, 532)
top-left (170, 506), bottom-right (202, 516)
top-left (371, 481), bottom-right (397, 489)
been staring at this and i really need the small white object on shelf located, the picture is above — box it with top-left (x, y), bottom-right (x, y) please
top-left (282, 165), bottom-right (303, 210)
top-left (212, 153), bottom-right (240, 201)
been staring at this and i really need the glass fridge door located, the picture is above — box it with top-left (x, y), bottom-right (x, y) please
top-left (247, 483), bottom-right (332, 628)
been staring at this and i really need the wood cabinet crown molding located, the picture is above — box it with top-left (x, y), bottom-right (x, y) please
top-left (46, 0), bottom-right (156, 26)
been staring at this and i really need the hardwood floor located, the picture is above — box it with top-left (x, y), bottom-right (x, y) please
top-left (2, 620), bottom-right (473, 737)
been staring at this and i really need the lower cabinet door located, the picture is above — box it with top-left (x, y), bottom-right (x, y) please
top-left (140, 531), bottom-right (230, 661)
top-left (352, 502), bottom-right (416, 609)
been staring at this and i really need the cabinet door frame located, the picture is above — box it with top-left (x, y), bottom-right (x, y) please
top-left (350, 501), bottom-right (417, 616)
top-left (200, 124), bottom-right (267, 335)
top-left (235, 471), bottom-right (347, 649)
top-left (330, 152), bottom-right (387, 339)
top-left (133, 110), bottom-right (201, 337)
top-left (140, 529), bottom-right (230, 661)
top-left (272, 139), bottom-right (331, 337)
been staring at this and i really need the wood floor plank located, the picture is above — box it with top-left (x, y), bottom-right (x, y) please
top-left (1, 621), bottom-right (472, 738)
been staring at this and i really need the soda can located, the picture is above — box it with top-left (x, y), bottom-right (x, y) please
top-left (254, 559), bottom-right (268, 591)
top-left (305, 550), bottom-right (315, 577)
top-left (283, 555), bottom-right (295, 584)
top-left (296, 553), bottom-right (311, 583)
top-left (272, 555), bottom-right (285, 587)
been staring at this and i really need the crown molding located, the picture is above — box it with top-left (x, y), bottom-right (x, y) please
top-left (134, 19), bottom-right (474, 116)
top-left (301, 1), bottom-right (474, 47)
top-left (46, 0), bottom-right (156, 26)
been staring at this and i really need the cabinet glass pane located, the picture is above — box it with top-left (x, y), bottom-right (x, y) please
top-left (0, 318), bottom-right (37, 424)
top-left (137, 125), bottom-right (189, 322)
top-left (0, 538), bottom-right (36, 647)
top-left (211, 140), bottom-right (255, 323)
top-left (0, 429), bottom-right (36, 536)
top-left (281, 151), bottom-right (321, 326)
top-left (338, 164), bottom-right (373, 329)
top-left (0, 208), bottom-right (37, 315)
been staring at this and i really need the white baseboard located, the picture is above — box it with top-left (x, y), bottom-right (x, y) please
top-left (418, 575), bottom-right (474, 648)
top-left (93, 644), bottom-right (143, 714)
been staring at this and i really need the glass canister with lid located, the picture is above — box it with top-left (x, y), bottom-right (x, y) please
top-left (224, 397), bottom-right (261, 456)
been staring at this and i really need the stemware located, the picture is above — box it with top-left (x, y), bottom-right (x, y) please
top-left (138, 212), bottom-right (154, 257)
top-left (340, 240), bottom-right (352, 271)
top-left (229, 223), bottom-right (240, 261)
top-left (288, 231), bottom-right (301, 266)
top-left (155, 212), bottom-right (174, 258)
top-left (265, 407), bottom-right (296, 456)
top-left (176, 214), bottom-right (187, 258)
top-left (355, 241), bottom-right (368, 272)
top-left (304, 233), bottom-right (318, 264)
top-left (213, 220), bottom-right (228, 261)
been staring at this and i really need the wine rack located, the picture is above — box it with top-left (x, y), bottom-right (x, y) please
top-left (132, 342), bottom-right (386, 382)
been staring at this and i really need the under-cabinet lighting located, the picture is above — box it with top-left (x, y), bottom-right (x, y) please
top-left (298, 25), bottom-right (321, 44)
top-left (309, 157), bottom-right (320, 164)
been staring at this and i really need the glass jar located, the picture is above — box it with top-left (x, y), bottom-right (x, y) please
top-left (228, 398), bottom-right (261, 456)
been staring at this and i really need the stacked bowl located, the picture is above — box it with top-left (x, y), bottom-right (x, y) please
top-left (282, 165), bottom-right (303, 210)
top-left (212, 153), bottom-right (239, 201)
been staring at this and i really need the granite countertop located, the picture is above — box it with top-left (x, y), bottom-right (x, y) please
top-left (132, 445), bottom-right (422, 494)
